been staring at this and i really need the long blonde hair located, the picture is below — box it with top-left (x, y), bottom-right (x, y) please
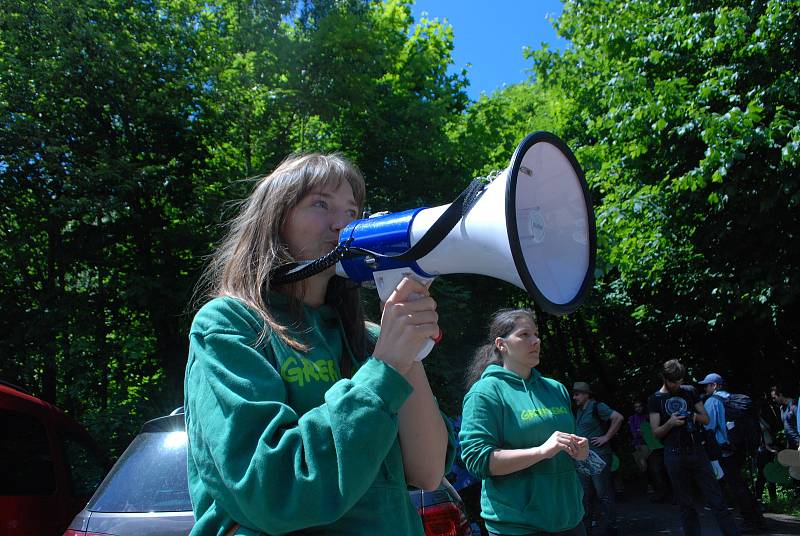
top-left (197, 153), bottom-right (367, 356)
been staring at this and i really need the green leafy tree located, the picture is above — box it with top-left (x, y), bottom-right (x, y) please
top-left (1, 0), bottom-right (476, 448)
top-left (526, 0), bottom-right (800, 393)
top-left (1, 0), bottom-right (225, 452)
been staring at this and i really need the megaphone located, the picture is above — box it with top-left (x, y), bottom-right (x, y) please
top-left (275, 131), bottom-right (596, 357)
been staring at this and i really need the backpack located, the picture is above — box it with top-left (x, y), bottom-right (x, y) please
top-left (713, 393), bottom-right (760, 451)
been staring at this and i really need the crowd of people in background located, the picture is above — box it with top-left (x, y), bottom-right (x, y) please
top-left (452, 351), bottom-right (800, 536)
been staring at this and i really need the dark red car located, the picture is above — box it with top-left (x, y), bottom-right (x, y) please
top-left (0, 380), bottom-right (107, 536)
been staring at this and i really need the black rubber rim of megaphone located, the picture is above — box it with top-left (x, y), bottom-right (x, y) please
top-left (506, 131), bottom-right (597, 315)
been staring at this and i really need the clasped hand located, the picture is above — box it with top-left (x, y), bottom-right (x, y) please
top-left (373, 277), bottom-right (439, 375)
top-left (542, 431), bottom-right (589, 460)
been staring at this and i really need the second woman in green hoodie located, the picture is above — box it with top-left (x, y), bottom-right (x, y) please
top-left (459, 308), bottom-right (589, 536)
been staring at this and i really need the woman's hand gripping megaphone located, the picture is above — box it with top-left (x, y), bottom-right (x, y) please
top-left (372, 271), bottom-right (442, 369)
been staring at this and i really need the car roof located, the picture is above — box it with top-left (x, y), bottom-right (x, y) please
top-left (0, 380), bottom-right (99, 441)
top-left (0, 381), bottom-right (60, 411)
top-left (141, 409), bottom-right (186, 433)
top-left (1, 381), bottom-right (68, 417)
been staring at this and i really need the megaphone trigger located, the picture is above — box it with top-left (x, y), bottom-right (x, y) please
top-left (433, 328), bottom-right (444, 344)
top-left (413, 328), bottom-right (443, 363)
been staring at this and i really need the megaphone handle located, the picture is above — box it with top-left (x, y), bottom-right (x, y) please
top-left (373, 268), bottom-right (437, 361)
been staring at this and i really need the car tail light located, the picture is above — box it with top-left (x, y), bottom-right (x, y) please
top-left (420, 502), bottom-right (470, 536)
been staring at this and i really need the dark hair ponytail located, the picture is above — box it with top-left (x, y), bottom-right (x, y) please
top-left (464, 308), bottom-right (537, 390)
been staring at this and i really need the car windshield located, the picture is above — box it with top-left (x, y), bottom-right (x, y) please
top-left (87, 430), bottom-right (191, 513)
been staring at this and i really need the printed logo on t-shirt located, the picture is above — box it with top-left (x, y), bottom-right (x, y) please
top-left (280, 356), bottom-right (339, 386)
top-left (520, 406), bottom-right (571, 421)
top-left (665, 397), bottom-right (688, 414)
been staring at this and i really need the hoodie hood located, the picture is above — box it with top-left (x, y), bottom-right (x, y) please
top-left (481, 364), bottom-right (540, 391)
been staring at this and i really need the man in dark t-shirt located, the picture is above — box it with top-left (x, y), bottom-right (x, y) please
top-left (648, 383), bottom-right (701, 448)
top-left (647, 359), bottom-right (740, 536)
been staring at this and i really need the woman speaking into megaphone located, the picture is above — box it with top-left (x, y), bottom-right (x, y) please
top-left (184, 153), bottom-right (452, 535)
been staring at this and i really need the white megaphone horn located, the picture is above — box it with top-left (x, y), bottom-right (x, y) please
top-left (274, 132), bottom-right (597, 358)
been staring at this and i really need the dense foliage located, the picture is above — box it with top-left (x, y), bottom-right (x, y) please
top-left (1, 0), bottom-right (470, 452)
top-left (528, 0), bottom-right (800, 400)
top-left (1, 0), bottom-right (798, 456)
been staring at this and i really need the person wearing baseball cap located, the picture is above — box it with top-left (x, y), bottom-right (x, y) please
top-left (698, 373), bottom-right (724, 387)
top-left (700, 373), bottom-right (764, 532)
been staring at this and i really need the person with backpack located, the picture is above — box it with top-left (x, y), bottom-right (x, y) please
top-left (699, 373), bottom-right (765, 532)
top-left (573, 382), bottom-right (624, 536)
top-left (648, 360), bottom-right (740, 536)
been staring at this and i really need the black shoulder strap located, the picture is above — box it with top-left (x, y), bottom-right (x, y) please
top-left (359, 178), bottom-right (486, 262)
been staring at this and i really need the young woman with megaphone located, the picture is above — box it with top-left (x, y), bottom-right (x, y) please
top-left (459, 308), bottom-right (590, 536)
top-left (273, 131), bottom-right (597, 361)
top-left (184, 153), bottom-right (452, 535)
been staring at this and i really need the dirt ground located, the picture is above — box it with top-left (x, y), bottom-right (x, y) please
top-left (463, 477), bottom-right (800, 535)
top-left (616, 492), bottom-right (800, 535)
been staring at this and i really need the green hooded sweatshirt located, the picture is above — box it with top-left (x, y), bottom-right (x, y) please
top-left (184, 295), bottom-right (452, 535)
top-left (459, 365), bottom-right (583, 535)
